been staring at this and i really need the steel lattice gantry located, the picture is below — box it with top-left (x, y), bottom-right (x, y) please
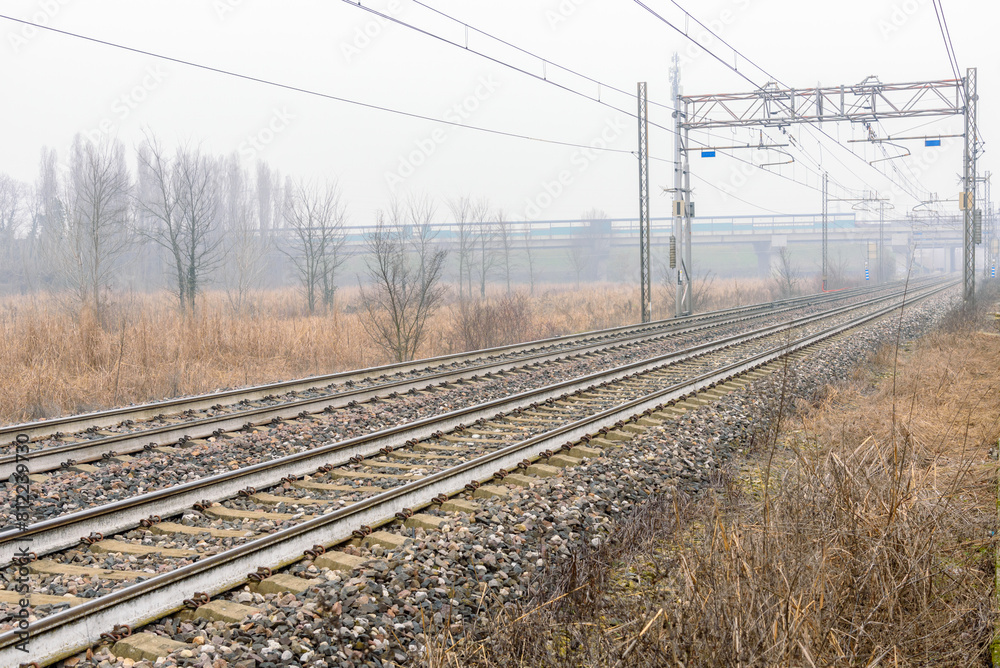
top-left (637, 82), bottom-right (652, 322)
top-left (963, 69), bottom-right (979, 302)
top-left (681, 77), bottom-right (965, 129)
top-left (675, 74), bottom-right (980, 303)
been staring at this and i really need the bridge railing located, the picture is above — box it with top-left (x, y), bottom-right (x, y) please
top-left (274, 213), bottom-right (866, 244)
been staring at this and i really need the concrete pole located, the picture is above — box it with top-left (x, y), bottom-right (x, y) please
top-left (963, 67), bottom-right (977, 303)
top-left (682, 116), bottom-right (692, 315)
top-left (671, 55), bottom-right (684, 317)
top-left (822, 172), bottom-right (829, 291)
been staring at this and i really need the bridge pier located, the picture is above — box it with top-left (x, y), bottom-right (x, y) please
top-left (588, 220), bottom-right (612, 281)
top-left (887, 234), bottom-right (910, 281)
top-left (752, 241), bottom-right (771, 277)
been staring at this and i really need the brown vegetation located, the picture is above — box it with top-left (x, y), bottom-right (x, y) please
top-left (0, 279), bottom-right (774, 424)
top-left (439, 294), bottom-right (1000, 667)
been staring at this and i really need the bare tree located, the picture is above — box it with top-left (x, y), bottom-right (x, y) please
top-left (136, 134), bottom-right (224, 312)
top-left (135, 136), bottom-right (183, 306)
top-left (406, 194), bottom-right (438, 287)
top-left (55, 134), bottom-right (133, 317)
top-left (825, 249), bottom-right (851, 290)
top-left (358, 211), bottom-right (447, 362)
top-left (23, 148), bottom-right (63, 291)
top-left (522, 224), bottom-right (538, 294)
top-left (565, 240), bottom-right (587, 288)
top-left (256, 161), bottom-right (276, 239)
top-left (494, 209), bottom-right (517, 293)
top-left (281, 178), bottom-right (348, 313)
top-left (447, 196), bottom-right (475, 299)
top-left (220, 153), bottom-right (269, 313)
top-left (470, 198), bottom-right (496, 298)
top-left (771, 246), bottom-right (799, 298)
top-left (0, 174), bottom-right (22, 242)
top-left (0, 174), bottom-right (24, 289)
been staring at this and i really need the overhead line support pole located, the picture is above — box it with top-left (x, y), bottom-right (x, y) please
top-left (822, 172), bottom-right (828, 291)
top-left (637, 81), bottom-right (651, 323)
top-left (667, 55), bottom-right (692, 316)
top-left (670, 57), bottom-right (683, 317)
top-left (985, 173), bottom-right (994, 280)
top-left (879, 200), bottom-right (885, 284)
top-left (964, 67), bottom-right (978, 303)
top-left (682, 104), bottom-right (692, 315)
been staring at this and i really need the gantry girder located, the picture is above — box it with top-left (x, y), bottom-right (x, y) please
top-left (681, 77), bottom-right (965, 129)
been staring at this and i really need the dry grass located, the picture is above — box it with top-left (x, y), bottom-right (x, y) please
top-left (437, 290), bottom-right (1000, 667)
top-left (0, 278), bottom-right (773, 424)
top-left (0, 289), bottom-right (377, 422)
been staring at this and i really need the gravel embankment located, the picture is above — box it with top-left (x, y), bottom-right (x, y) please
top-left (2, 299), bottom-right (867, 524)
top-left (59, 292), bottom-right (956, 667)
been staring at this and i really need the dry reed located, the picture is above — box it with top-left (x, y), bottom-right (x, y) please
top-left (0, 278), bottom-right (773, 424)
top-left (437, 289), bottom-right (1000, 667)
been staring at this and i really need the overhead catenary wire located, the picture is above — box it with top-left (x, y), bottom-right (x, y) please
top-left (4, 8), bottom-right (841, 210)
top-left (341, 0), bottom-right (834, 198)
top-left (1, 7), bottom-right (847, 218)
top-left (931, 0), bottom-right (983, 151)
top-left (0, 13), bottom-right (650, 159)
top-left (932, 0), bottom-right (963, 87)
top-left (338, 0), bottom-right (684, 122)
top-left (364, 0), bottom-right (681, 115)
top-left (690, 173), bottom-right (791, 215)
top-left (873, 118), bottom-right (942, 208)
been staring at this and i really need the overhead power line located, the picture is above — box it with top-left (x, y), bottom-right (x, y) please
top-left (0, 10), bottom-right (824, 212)
top-left (0, 13), bottom-right (640, 158)
top-left (343, 1), bottom-right (831, 197)
top-left (347, 0), bottom-right (679, 115)
top-left (932, 0), bottom-right (962, 85)
top-left (931, 0), bottom-right (983, 152)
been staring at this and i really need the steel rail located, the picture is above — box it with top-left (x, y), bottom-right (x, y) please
top-left (0, 282), bottom-right (900, 444)
top-left (0, 300), bottom-right (805, 479)
top-left (0, 301), bottom-right (843, 477)
top-left (0, 279), bottom-right (954, 667)
top-left (0, 281), bottom-right (928, 479)
top-left (0, 279), bottom-right (951, 565)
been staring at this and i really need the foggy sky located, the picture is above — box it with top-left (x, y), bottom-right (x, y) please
top-left (0, 0), bottom-right (994, 226)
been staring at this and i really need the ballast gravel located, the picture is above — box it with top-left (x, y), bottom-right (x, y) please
top-left (59, 291), bottom-right (956, 667)
top-left (1, 294), bottom-right (878, 525)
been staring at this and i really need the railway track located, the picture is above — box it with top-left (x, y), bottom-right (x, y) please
top-left (0, 278), bottom-right (955, 666)
top-left (0, 280), bottom-right (932, 481)
top-left (0, 280), bottom-right (939, 540)
top-left (2, 286), bottom-right (864, 444)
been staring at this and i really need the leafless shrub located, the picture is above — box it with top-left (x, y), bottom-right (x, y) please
top-left (449, 292), bottom-right (534, 352)
top-left (444, 435), bottom-right (994, 667)
top-left (770, 246), bottom-right (799, 299)
top-left (357, 211), bottom-right (447, 362)
top-left (280, 178), bottom-right (348, 314)
top-left (689, 269), bottom-right (717, 313)
top-left (136, 133), bottom-right (224, 313)
top-left (440, 300), bottom-right (999, 667)
top-left (435, 496), bottom-right (691, 668)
